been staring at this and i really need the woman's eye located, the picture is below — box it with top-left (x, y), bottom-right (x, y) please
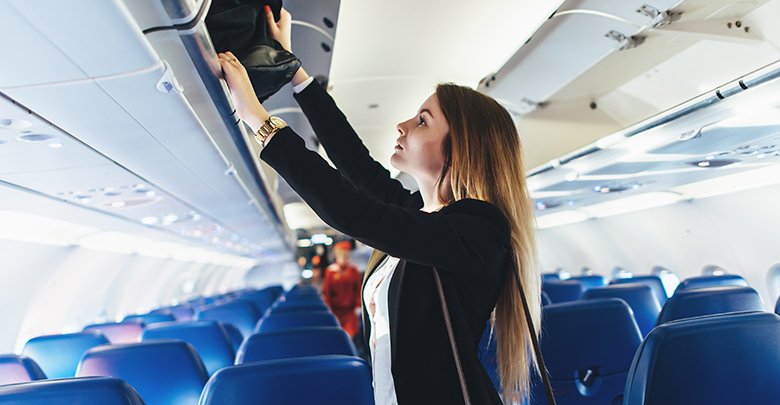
top-left (418, 116), bottom-right (426, 126)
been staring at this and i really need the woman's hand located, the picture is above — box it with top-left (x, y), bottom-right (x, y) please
top-left (265, 6), bottom-right (292, 53)
top-left (218, 51), bottom-right (269, 132)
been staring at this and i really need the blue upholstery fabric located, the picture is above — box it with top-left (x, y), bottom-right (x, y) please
top-left (542, 280), bottom-right (583, 303)
top-left (477, 323), bottom-right (500, 392)
top-left (151, 304), bottom-right (196, 321)
top-left (610, 275), bottom-right (668, 305)
top-left (22, 332), bottom-right (109, 378)
top-left (673, 274), bottom-right (747, 294)
top-left (775, 295), bottom-right (780, 315)
top-left (569, 275), bottom-right (607, 291)
top-left (77, 340), bottom-right (208, 405)
top-left (541, 291), bottom-right (551, 306)
top-left (583, 284), bottom-right (661, 337)
top-left (255, 312), bottom-right (339, 333)
top-left (83, 322), bottom-right (143, 344)
top-left (236, 327), bottom-right (356, 364)
top-left (0, 377), bottom-right (144, 405)
top-left (142, 321), bottom-right (234, 376)
top-left (533, 299), bottom-right (642, 405)
top-left (123, 313), bottom-right (176, 325)
top-left (624, 311), bottom-right (780, 405)
top-left (270, 302), bottom-right (329, 315)
top-left (275, 294), bottom-right (324, 307)
top-left (196, 300), bottom-right (261, 338)
top-left (0, 355), bottom-right (46, 385)
top-left (657, 285), bottom-right (763, 325)
top-left (542, 273), bottom-right (560, 282)
top-left (199, 355), bottom-right (373, 405)
top-left (239, 291), bottom-right (277, 315)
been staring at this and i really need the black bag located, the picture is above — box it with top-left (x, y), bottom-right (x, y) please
top-left (206, 0), bottom-right (301, 102)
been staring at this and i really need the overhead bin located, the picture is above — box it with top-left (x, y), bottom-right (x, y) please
top-left (0, 0), bottom-right (292, 257)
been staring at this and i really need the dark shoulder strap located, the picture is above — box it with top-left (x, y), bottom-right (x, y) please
top-left (512, 269), bottom-right (557, 405)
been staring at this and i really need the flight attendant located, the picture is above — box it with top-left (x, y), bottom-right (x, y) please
top-left (218, 7), bottom-right (541, 404)
top-left (322, 241), bottom-right (362, 337)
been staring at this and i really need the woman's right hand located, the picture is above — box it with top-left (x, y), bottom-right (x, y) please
top-left (265, 6), bottom-right (293, 53)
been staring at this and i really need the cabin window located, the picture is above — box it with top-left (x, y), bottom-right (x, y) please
top-left (652, 266), bottom-right (680, 298)
top-left (767, 264), bottom-right (780, 302)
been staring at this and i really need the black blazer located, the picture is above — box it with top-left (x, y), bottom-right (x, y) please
top-left (260, 82), bottom-right (510, 405)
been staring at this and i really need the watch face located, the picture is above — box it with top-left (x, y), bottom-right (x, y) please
top-left (269, 116), bottom-right (287, 128)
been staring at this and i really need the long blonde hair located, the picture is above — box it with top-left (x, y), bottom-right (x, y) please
top-left (435, 83), bottom-right (540, 401)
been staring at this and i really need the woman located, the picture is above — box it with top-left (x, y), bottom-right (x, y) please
top-left (322, 240), bottom-right (362, 338)
top-left (219, 7), bottom-right (540, 404)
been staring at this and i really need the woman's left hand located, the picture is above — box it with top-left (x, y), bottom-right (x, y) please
top-left (218, 51), bottom-right (269, 132)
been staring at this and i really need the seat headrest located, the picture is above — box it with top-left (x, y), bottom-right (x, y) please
top-left (0, 355), bottom-right (46, 385)
top-left (610, 275), bottom-right (668, 305)
top-left (584, 284), bottom-right (661, 337)
top-left (236, 326), bottom-right (356, 364)
top-left (624, 312), bottom-right (780, 404)
top-left (142, 320), bottom-right (234, 376)
top-left (196, 299), bottom-right (262, 338)
top-left (569, 275), bottom-right (607, 290)
top-left (657, 285), bottom-right (763, 325)
top-left (542, 280), bottom-right (583, 304)
top-left (77, 340), bottom-right (208, 405)
top-left (200, 355), bottom-right (373, 405)
top-left (542, 298), bottom-right (642, 379)
top-left (674, 274), bottom-right (747, 293)
top-left (82, 322), bottom-right (143, 344)
top-left (0, 377), bottom-right (144, 405)
top-left (22, 332), bottom-right (109, 379)
top-left (255, 312), bottom-right (338, 333)
top-left (122, 313), bottom-right (176, 325)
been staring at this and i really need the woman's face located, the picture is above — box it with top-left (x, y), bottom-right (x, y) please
top-left (390, 94), bottom-right (449, 181)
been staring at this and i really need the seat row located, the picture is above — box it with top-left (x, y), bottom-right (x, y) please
top-left (0, 284), bottom-right (375, 404)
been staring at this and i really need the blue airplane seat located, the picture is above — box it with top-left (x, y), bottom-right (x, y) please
top-left (673, 274), bottom-right (747, 294)
top-left (123, 313), bottom-right (176, 325)
top-left (0, 377), bottom-right (144, 404)
top-left (610, 275), bottom-right (668, 305)
top-left (542, 273), bottom-right (560, 282)
top-left (275, 293), bottom-right (324, 307)
top-left (775, 295), bottom-right (780, 315)
top-left (239, 290), bottom-right (277, 314)
top-left (541, 291), bottom-right (551, 306)
top-left (269, 302), bottom-right (329, 315)
top-left (151, 304), bottom-right (195, 321)
top-left (542, 280), bottom-right (583, 303)
top-left (0, 355), bottom-right (46, 385)
top-left (477, 322), bottom-right (500, 393)
top-left (583, 284), bottom-right (661, 337)
top-left (624, 311), bottom-right (780, 404)
top-left (196, 299), bottom-right (261, 339)
top-left (142, 321), bottom-right (234, 376)
top-left (83, 322), bottom-right (143, 344)
top-left (569, 275), bottom-right (607, 291)
top-left (255, 312), bottom-right (339, 334)
top-left (532, 299), bottom-right (642, 405)
top-left (200, 355), bottom-right (373, 404)
top-left (22, 331), bottom-right (110, 378)
top-left (657, 285), bottom-right (763, 325)
top-left (77, 340), bottom-right (208, 405)
top-left (236, 327), bottom-right (356, 364)
top-left (220, 323), bottom-right (244, 354)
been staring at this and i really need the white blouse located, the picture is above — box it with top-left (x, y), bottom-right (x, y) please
top-left (362, 255), bottom-right (401, 405)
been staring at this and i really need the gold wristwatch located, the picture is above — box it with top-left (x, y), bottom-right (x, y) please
top-left (254, 116), bottom-right (288, 148)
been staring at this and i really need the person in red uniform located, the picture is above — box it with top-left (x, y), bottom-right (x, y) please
top-left (322, 241), bottom-right (362, 337)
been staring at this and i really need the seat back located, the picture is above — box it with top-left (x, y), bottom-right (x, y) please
top-left (255, 312), bottom-right (339, 333)
top-left (77, 340), bottom-right (208, 405)
top-left (610, 275), bottom-right (668, 305)
top-left (142, 321), bottom-right (234, 376)
top-left (199, 355), bottom-right (373, 405)
top-left (236, 327), bottom-right (356, 364)
top-left (22, 332), bottom-right (110, 378)
top-left (221, 323), bottom-right (244, 353)
top-left (0, 377), bottom-right (144, 405)
top-left (541, 291), bottom-right (551, 306)
top-left (583, 284), bottom-right (661, 337)
top-left (123, 313), bottom-right (176, 325)
top-left (0, 355), bottom-right (46, 385)
top-left (674, 274), bottom-right (747, 294)
top-left (535, 299), bottom-right (642, 404)
top-left (269, 302), bottom-right (329, 315)
top-left (542, 280), bottom-right (583, 303)
top-left (569, 275), bottom-right (607, 291)
top-left (83, 322), bottom-right (143, 344)
top-left (152, 304), bottom-right (196, 321)
top-left (196, 300), bottom-right (261, 338)
top-left (624, 312), bottom-right (780, 404)
top-left (657, 285), bottom-right (763, 325)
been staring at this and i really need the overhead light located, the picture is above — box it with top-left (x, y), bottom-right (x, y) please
top-left (535, 210), bottom-right (590, 229)
top-left (564, 171), bottom-right (579, 182)
top-left (0, 118), bottom-right (32, 130)
top-left (297, 239), bottom-right (313, 247)
top-left (141, 216), bottom-right (159, 225)
top-left (583, 192), bottom-right (683, 218)
top-left (16, 133), bottom-right (55, 143)
top-left (162, 214), bottom-right (178, 225)
top-left (311, 233), bottom-right (329, 244)
top-left (111, 201), bottom-right (126, 208)
top-left (47, 142), bottom-right (64, 149)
